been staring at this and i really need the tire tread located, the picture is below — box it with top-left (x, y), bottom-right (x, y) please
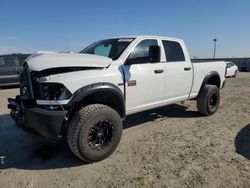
top-left (197, 84), bottom-right (219, 116)
top-left (67, 104), bottom-right (121, 162)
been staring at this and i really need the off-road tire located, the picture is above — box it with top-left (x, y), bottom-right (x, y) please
top-left (67, 104), bottom-right (123, 162)
top-left (197, 84), bottom-right (220, 116)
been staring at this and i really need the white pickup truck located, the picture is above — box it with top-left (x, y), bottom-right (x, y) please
top-left (8, 36), bottom-right (226, 162)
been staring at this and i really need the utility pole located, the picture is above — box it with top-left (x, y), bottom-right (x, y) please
top-left (213, 39), bottom-right (217, 59)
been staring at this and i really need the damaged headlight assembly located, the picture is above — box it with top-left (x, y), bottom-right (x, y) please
top-left (36, 83), bottom-right (72, 100)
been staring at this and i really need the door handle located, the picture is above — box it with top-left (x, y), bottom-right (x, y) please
top-left (184, 67), bottom-right (192, 71)
top-left (154, 69), bottom-right (164, 74)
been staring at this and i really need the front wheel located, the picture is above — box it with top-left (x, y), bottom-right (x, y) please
top-left (197, 84), bottom-right (220, 116)
top-left (67, 104), bottom-right (123, 162)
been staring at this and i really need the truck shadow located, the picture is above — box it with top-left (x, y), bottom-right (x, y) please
top-left (0, 85), bottom-right (19, 90)
top-left (0, 104), bottom-right (200, 170)
top-left (0, 114), bottom-right (84, 170)
top-left (235, 123), bottom-right (250, 160)
top-left (124, 104), bottom-right (201, 129)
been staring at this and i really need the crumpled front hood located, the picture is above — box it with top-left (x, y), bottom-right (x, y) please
top-left (26, 52), bottom-right (112, 71)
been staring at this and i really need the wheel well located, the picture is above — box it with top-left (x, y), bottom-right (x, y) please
top-left (196, 73), bottom-right (221, 98)
top-left (73, 90), bottom-right (125, 118)
top-left (206, 75), bottom-right (221, 89)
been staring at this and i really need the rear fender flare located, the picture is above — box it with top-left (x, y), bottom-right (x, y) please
top-left (199, 71), bottom-right (221, 92)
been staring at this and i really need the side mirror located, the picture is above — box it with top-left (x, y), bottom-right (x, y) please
top-left (149, 45), bottom-right (161, 63)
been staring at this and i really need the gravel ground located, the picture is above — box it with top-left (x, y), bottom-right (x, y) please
top-left (0, 73), bottom-right (250, 188)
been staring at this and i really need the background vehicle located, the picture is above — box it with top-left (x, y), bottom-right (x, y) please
top-left (0, 54), bottom-right (30, 87)
top-left (8, 36), bottom-right (226, 162)
top-left (226, 62), bottom-right (238, 77)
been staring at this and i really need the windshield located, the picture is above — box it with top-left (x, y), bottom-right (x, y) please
top-left (80, 38), bottom-right (134, 60)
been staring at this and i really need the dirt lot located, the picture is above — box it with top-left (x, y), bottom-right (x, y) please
top-left (0, 73), bottom-right (250, 188)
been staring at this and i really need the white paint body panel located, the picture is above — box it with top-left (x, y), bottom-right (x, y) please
top-left (42, 64), bottom-right (124, 95)
top-left (26, 52), bottom-right (112, 71)
top-left (191, 62), bottom-right (226, 97)
top-left (26, 35), bottom-right (226, 116)
top-left (164, 62), bottom-right (193, 99)
top-left (123, 63), bottom-right (166, 112)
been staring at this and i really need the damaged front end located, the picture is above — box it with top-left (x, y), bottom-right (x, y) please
top-left (8, 64), bottom-right (70, 142)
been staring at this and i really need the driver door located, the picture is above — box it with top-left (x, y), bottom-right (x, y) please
top-left (122, 39), bottom-right (166, 114)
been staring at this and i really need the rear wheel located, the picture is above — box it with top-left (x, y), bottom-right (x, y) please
top-left (67, 104), bottom-right (123, 162)
top-left (197, 84), bottom-right (220, 116)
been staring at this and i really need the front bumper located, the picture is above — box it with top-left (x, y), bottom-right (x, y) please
top-left (8, 97), bottom-right (68, 142)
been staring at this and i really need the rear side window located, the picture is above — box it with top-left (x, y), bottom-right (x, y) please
top-left (162, 40), bottom-right (185, 62)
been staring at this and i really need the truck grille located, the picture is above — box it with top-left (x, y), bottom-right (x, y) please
top-left (20, 64), bottom-right (34, 99)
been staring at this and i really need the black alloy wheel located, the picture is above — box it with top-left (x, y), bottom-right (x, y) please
top-left (87, 120), bottom-right (114, 151)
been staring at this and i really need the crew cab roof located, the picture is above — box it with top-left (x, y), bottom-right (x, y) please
top-left (116, 35), bottom-right (183, 42)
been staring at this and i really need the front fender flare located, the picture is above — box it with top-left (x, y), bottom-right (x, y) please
top-left (68, 82), bottom-right (125, 117)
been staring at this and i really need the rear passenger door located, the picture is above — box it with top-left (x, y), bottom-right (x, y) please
top-left (161, 40), bottom-right (193, 101)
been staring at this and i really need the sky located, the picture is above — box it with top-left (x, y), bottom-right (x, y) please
top-left (0, 0), bottom-right (250, 58)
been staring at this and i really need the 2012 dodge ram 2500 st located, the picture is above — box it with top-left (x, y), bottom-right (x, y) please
top-left (8, 36), bottom-right (226, 162)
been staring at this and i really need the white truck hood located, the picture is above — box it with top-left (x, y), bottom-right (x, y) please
top-left (26, 52), bottom-right (112, 71)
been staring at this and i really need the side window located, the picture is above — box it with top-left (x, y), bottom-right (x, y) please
top-left (227, 63), bottom-right (232, 68)
top-left (0, 57), bottom-right (5, 67)
top-left (0, 57), bottom-right (16, 68)
top-left (162, 40), bottom-right (185, 62)
top-left (128, 39), bottom-right (158, 64)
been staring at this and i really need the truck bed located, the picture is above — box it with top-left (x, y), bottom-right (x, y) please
top-left (189, 61), bottom-right (226, 99)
